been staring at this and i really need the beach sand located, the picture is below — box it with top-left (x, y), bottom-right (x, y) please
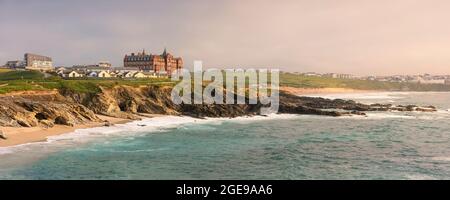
top-left (0, 115), bottom-right (133, 148)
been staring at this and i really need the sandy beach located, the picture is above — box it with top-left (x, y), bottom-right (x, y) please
top-left (0, 115), bottom-right (132, 148)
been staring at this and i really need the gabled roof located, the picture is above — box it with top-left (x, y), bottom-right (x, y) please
top-left (61, 70), bottom-right (85, 75)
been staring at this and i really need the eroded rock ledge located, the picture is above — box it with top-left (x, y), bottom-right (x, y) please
top-left (0, 86), bottom-right (437, 127)
top-left (0, 92), bottom-right (100, 127)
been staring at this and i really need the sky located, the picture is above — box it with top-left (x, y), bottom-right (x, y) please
top-left (2, 0), bottom-right (450, 75)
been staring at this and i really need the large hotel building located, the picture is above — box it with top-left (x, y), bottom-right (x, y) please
top-left (24, 53), bottom-right (53, 71)
top-left (123, 49), bottom-right (183, 75)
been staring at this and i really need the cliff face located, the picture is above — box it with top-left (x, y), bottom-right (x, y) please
top-left (62, 86), bottom-right (180, 119)
top-left (0, 86), bottom-right (437, 128)
top-left (0, 92), bottom-right (100, 127)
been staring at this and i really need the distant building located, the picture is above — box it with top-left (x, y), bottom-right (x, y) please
top-left (302, 72), bottom-right (321, 77)
top-left (123, 48), bottom-right (183, 76)
top-left (58, 70), bottom-right (84, 78)
top-left (71, 65), bottom-right (111, 73)
top-left (87, 71), bottom-right (99, 77)
top-left (97, 71), bottom-right (111, 78)
top-left (4, 60), bottom-right (25, 69)
top-left (415, 77), bottom-right (445, 84)
top-left (323, 73), bottom-right (354, 79)
top-left (68, 71), bottom-right (84, 78)
top-left (133, 72), bottom-right (147, 78)
top-left (55, 67), bottom-right (66, 73)
top-left (98, 61), bottom-right (112, 68)
top-left (24, 53), bottom-right (53, 72)
top-left (124, 71), bottom-right (137, 78)
top-left (109, 71), bottom-right (118, 77)
top-left (112, 67), bottom-right (140, 73)
top-left (445, 79), bottom-right (450, 85)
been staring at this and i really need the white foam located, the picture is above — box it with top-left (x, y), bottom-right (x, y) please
top-left (45, 116), bottom-right (207, 143)
top-left (0, 142), bottom-right (38, 155)
top-left (339, 113), bottom-right (415, 120)
top-left (1, 111), bottom-right (447, 156)
top-left (431, 157), bottom-right (450, 162)
top-left (0, 148), bottom-right (14, 155)
top-left (305, 92), bottom-right (406, 100)
top-left (0, 114), bottom-right (299, 155)
top-left (204, 113), bottom-right (300, 123)
top-left (406, 174), bottom-right (436, 180)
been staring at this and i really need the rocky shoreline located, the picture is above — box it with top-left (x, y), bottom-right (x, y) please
top-left (0, 86), bottom-right (438, 129)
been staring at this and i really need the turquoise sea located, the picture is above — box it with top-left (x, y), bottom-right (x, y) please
top-left (0, 92), bottom-right (450, 179)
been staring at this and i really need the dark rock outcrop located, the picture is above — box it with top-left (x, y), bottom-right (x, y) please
top-left (0, 86), bottom-right (438, 127)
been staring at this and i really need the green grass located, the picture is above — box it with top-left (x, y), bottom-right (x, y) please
top-left (0, 70), bottom-right (177, 94)
top-left (280, 72), bottom-right (450, 91)
top-left (0, 70), bottom-right (44, 81)
top-left (1, 70), bottom-right (450, 94)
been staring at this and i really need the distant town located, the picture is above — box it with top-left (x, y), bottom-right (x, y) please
top-left (1, 51), bottom-right (450, 85)
top-left (0, 48), bottom-right (183, 79)
top-left (294, 72), bottom-right (450, 85)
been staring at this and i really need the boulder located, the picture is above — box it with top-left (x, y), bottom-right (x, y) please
top-left (54, 116), bottom-right (74, 126)
top-left (40, 119), bottom-right (55, 128)
top-left (0, 130), bottom-right (7, 140)
top-left (103, 120), bottom-right (112, 127)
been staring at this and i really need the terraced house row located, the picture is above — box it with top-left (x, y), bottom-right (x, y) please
top-left (56, 67), bottom-right (158, 79)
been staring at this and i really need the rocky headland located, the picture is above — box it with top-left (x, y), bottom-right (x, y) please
top-left (0, 85), bottom-right (438, 128)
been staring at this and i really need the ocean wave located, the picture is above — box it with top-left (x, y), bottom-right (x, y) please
top-left (0, 142), bottom-right (37, 155)
top-left (46, 116), bottom-right (216, 143)
top-left (431, 156), bottom-right (450, 162)
top-left (330, 113), bottom-right (416, 120)
top-left (406, 174), bottom-right (437, 180)
top-left (0, 114), bottom-right (300, 155)
top-left (305, 92), bottom-right (406, 100)
top-left (205, 113), bottom-right (300, 124)
top-left (1, 111), bottom-right (448, 156)
top-left (0, 148), bottom-right (14, 155)
top-left (0, 116), bottom-right (193, 155)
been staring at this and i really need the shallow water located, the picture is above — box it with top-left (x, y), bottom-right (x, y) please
top-left (0, 92), bottom-right (450, 179)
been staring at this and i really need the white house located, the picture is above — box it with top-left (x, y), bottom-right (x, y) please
top-left (98, 71), bottom-right (111, 78)
top-left (124, 71), bottom-right (136, 78)
top-left (109, 72), bottom-right (117, 77)
top-left (133, 72), bottom-right (147, 78)
top-left (68, 70), bottom-right (83, 78)
top-left (55, 67), bottom-right (66, 73)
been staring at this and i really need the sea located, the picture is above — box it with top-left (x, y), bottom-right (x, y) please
top-left (0, 92), bottom-right (449, 180)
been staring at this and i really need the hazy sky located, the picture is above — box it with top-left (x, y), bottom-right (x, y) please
top-left (2, 0), bottom-right (450, 75)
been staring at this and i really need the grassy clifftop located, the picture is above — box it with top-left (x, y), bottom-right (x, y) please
top-left (0, 70), bottom-right (44, 81)
top-left (280, 73), bottom-right (450, 91)
top-left (1, 70), bottom-right (450, 94)
top-left (0, 70), bottom-right (175, 94)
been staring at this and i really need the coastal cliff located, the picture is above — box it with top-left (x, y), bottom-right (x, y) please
top-left (0, 91), bottom-right (100, 127)
top-left (0, 86), bottom-right (437, 128)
